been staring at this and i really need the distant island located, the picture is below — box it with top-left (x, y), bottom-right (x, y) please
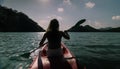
top-left (0, 5), bottom-right (120, 32)
top-left (0, 5), bottom-right (44, 32)
top-left (67, 19), bottom-right (120, 32)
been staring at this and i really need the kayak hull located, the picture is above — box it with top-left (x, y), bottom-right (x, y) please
top-left (29, 43), bottom-right (78, 69)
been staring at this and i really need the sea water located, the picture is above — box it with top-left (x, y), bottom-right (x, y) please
top-left (0, 32), bottom-right (120, 69)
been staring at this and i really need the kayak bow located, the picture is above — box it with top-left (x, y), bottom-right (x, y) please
top-left (29, 43), bottom-right (80, 69)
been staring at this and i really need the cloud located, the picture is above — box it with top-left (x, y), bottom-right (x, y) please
top-left (112, 15), bottom-right (120, 20)
top-left (63, 0), bottom-right (72, 5)
top-left (85, 2), bottom-right (95, 8)
top-left (57, 8), bottom-right (64, 12)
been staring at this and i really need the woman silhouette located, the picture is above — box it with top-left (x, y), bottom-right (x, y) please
top-left (39, 19), bottom-right (70, 57)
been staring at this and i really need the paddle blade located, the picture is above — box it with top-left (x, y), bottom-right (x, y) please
top-left (75, 19), bottom-right (86, 26)
top-left (20, 52), bottom-right (30, 58)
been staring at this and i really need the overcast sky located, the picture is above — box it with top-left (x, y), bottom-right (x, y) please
top-left (1, 0), bottom-right (120, 30)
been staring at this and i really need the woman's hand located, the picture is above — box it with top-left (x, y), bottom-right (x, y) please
top-left (39, 43), bottom-right (43, 48)
top-left (39, 42), bottom-right (48, 48)
top-left (63, 30), bottom-right (70, 40)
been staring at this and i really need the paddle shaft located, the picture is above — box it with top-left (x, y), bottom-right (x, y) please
top-left (30, 42), bottom-right (48, 53)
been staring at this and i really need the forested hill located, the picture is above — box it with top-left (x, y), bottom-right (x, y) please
top-left (0, 5), bottom-right (45, 32)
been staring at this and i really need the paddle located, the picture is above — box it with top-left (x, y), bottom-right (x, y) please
top-left (20, 43), bottom-right (47, 58)
top-left (74, 19), bottom-right (86, 27)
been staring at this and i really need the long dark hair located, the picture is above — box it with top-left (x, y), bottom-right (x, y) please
top-left (47, 19), bottom-right (59, 32)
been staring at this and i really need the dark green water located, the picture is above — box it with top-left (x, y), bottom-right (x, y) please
top-left (0, 32), bottom-right (120, 69)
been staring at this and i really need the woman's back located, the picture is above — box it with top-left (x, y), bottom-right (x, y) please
top-left (39, 19), bottom-right (70, 57)
top-left (46, 31), bottom-right (63, 49)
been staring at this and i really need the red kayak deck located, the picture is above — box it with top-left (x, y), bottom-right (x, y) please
top-left (29, 43), bottom-right (78, 69)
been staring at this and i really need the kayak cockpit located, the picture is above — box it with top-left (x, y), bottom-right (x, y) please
top-left (29, 43), bottom-right (82, 69)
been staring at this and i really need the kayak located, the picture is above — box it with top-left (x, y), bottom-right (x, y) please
top-left (29, 43), bottom-right (83, 69)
